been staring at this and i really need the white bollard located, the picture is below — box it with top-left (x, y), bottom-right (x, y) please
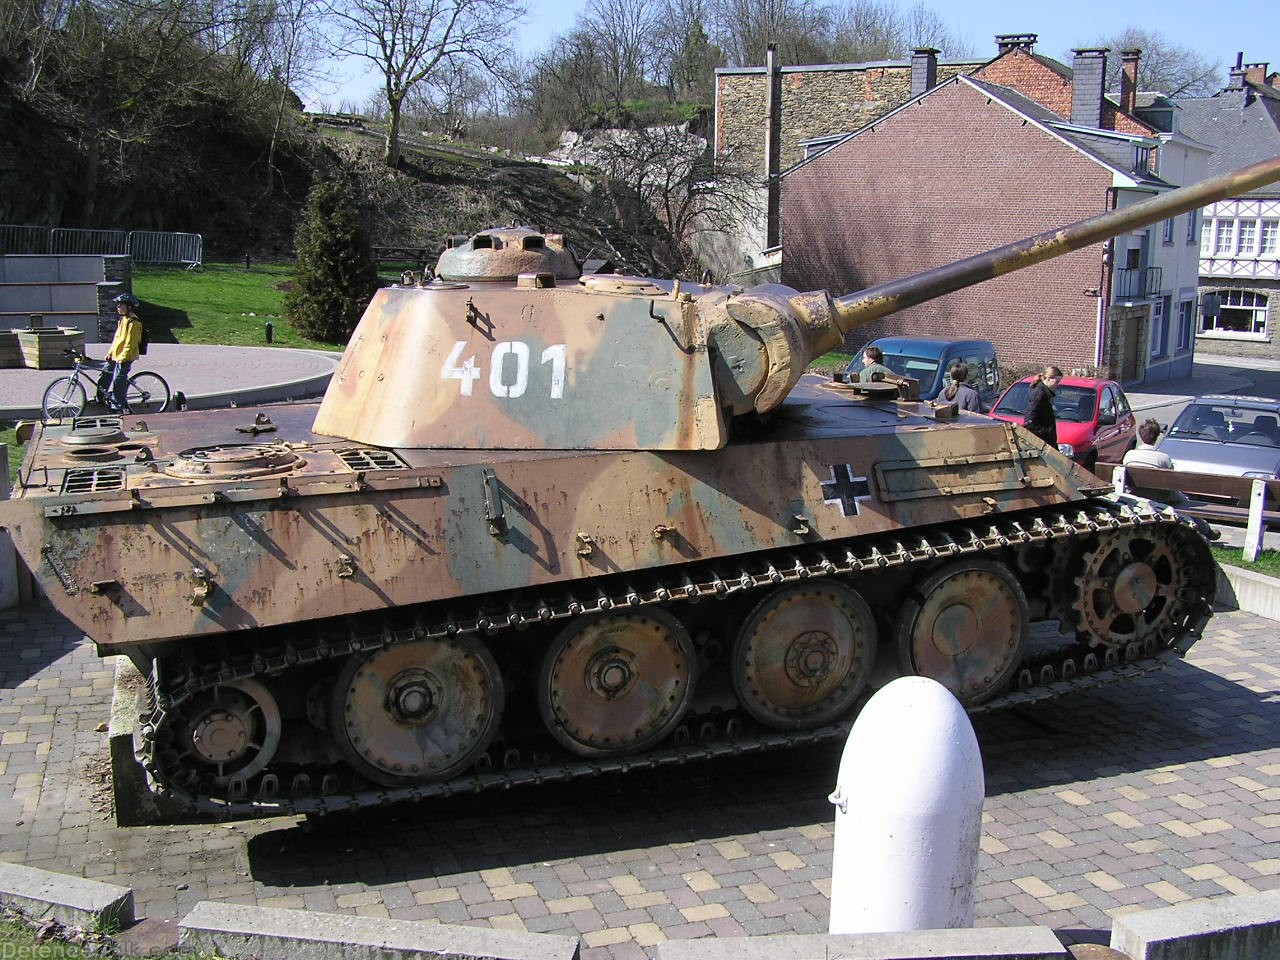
top-left (828, 675), bottom-right (984, 934)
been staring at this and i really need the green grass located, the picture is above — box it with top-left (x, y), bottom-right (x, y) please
top-left (1212, 544), bottom-right (1280, 577)
top-left (133, 262), bottom-right (339, 351)
top-left (810, 350), bottom-right (854, 378)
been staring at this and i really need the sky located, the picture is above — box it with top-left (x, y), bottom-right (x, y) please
top-left (307, 0), bottom-right (1279, 111)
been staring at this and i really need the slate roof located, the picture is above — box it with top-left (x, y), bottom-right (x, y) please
top-left (964, 77), bottom-right (1171, 188)
top-left (1169, 82), bottom-right (1280, 197)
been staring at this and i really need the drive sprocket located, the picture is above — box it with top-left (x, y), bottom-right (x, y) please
top-left (1068, 525), bottom-right (1211, 648)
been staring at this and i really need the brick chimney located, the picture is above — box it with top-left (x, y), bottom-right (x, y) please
top-left (1120, 49), bottom-right (1140, 114)
top-left (995, 34), bottom-right (1037, 55)
top-left (911, 48), bottom-right (939, 96)
top-left (1227, 52), bottom-right (1246, 90)
top-left (1244, 61), bottom-right (1270, 85)
top-left (1071, 48), bottom-right (1109, 128)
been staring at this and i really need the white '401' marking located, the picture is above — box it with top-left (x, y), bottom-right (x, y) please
top-left (443, 341), bottom-right (566, 399)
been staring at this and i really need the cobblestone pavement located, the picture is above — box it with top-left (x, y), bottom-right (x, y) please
top-left (1, 601), bottom-right (1278, 960)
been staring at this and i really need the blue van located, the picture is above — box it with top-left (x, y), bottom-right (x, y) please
top-left (843, 336), bottom-right (1000, 410)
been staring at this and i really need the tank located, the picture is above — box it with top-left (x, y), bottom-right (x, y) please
top-left (4, 155), bottom-right (1279, 822)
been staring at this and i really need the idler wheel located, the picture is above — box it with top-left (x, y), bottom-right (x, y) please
top-left (1069, 526), bottom-right (1209, 648)
top-left (894, 559), bottom-right (1028, 704)
top-left (174, 679), bottom-right (282, 785)
top-left (731, 582), bottom-right (876, 730)
top-left (330, 636), bottom-right (503, 785)
top-left (538, 609), bottom-right (695, 758)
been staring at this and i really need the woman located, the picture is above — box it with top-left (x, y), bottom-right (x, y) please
top-left (1023, 365), bottom-right (1063, 446)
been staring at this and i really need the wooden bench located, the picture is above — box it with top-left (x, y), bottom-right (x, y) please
top-left (1097, 461), bottom-right (1280, 559)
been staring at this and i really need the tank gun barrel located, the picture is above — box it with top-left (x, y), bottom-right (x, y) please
top-left (829, 154), bottom-right (1280, 333)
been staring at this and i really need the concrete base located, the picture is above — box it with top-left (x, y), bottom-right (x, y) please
top-left (1111, 888), bottom-right (1280, 959)
top-left (1216, 564), bottom-right (1280, 622)
top-left (0, 862), bottom-right (134, 931)
top-left (654, 927), bottom-right (1067, 959)
top-left (178, 901), bottom-right (582, 960)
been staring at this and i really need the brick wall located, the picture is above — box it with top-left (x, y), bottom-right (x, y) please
top-left (715, 61), bottom-right (982, 178)
top-left (974, 49), bottom-right (1154, 137)
top-left (781, 79), bottom-right (1114, 370)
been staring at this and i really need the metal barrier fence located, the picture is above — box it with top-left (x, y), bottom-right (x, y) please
top-left (52, 228), bottom-right (127, 255)
top-left (129, 231), bottom-right (202, 266)
top-left (0, 225), bottom-right (202, 266)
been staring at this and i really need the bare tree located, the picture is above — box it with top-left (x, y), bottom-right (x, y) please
top-left (709, 0), bottom-right (834, 67)
top-left (1086, 27), bottom-right (1223, 98)
top-left (326, 0), bottom-right (526, 167)
top-left (578, 0), bottom-right (660, 111)
top-left (652, 0), bottom-right (722, 102)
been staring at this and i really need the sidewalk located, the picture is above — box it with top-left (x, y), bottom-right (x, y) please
top-left (1122, 355), bottom-right (1271, 414)
top-left (0, 344), bottom-right (339, 419)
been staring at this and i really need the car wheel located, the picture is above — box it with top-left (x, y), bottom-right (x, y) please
top-left (1082, 451), bottom-right (1098, 474)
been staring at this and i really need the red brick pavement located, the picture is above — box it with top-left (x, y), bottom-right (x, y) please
top-left (1, 601), bottom-right (1278, 959)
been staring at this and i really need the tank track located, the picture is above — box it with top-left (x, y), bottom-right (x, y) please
top-left (136, 497), bottom-right (1214, 819)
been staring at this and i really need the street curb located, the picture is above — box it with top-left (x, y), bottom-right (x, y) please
top-left (0, 861), bottom-right (134, 931)
top-left (1216, 564), bottom-right (1280, 623)
top-left (654, 927), bottom-right (1067, 959)
top-left (178, 900), bottom-right (582, 960)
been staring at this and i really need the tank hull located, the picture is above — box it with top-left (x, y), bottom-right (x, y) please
top-left (8, 390), bottom-right (1107, 652)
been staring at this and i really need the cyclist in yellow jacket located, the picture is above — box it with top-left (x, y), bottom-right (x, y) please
top-left (97, 292), bottom-right (143, 413)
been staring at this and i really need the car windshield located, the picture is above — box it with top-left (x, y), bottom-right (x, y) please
top-left (1168, 403), bottom-right (1280, 447)
top-left (991, 383), bottom-right (1094, 422)
top-left (845, 353), bottom-right (939, 383)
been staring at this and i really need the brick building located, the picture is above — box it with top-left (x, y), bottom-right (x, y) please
top-left (777, 39), bottom-right (1210, 383)
top-left (709, 48), bottom-right (985, 281)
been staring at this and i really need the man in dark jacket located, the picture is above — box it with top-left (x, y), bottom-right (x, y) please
top-left (1023, 365), bottom-right (1063, 446)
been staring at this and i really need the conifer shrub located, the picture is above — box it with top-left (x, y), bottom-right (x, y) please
top-left (283, 178), bottom-right (379, 343)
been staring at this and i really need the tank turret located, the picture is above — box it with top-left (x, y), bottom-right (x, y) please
top-left (314, 155), bottom-right (1280, 451)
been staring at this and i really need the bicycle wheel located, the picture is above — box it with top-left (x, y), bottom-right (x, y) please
top-left (42, 377), bottom-right (87, 420)
top-left (125, 372), bottom-right (171, 414)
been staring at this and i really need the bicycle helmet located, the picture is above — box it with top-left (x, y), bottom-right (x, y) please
top-left (113, 292), bottom-right (140, 307)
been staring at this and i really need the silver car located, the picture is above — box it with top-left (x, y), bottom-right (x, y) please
top-left (1158, 395), bottom-right (1280, 479)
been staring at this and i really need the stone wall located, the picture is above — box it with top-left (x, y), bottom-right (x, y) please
top-left (715, 60), bottom-right (983, 179)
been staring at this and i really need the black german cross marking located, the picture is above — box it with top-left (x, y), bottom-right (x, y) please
top-left (821, 464), bottom-right (871, 517)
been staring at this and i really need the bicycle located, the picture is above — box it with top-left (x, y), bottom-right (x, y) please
top-left (41, 352), bottom-right (172, 420)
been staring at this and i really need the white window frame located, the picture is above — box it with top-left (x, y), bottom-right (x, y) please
top-left (1261, 219), bottom-right (1278, 257)
top-left (1150, 297), bottom-right (1169, 358)
top-left (1238, 219), bottom-right (1259, 256)
top-left (1176, 299), bottom-right (1194, 351)
top-left (1199, 289), bottom-right (1270, 340)
top-left (1214, 219), bottom-right (1236, 255)
top-left (1186, 209), bottom-right (1198, 245)
top-left (1162, 217), bottom-right (1175, 245)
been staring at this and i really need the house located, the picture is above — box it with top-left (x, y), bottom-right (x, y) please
top-left (709, 48), bottom-right (985, 283)
top-left (779, 38), bottom-right (1210, 383)
top-left (1136, 54), bottom-right (1280, 360)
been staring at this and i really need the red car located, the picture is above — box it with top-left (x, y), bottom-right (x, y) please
top-left (989, 375), bottom-right (1137, 471)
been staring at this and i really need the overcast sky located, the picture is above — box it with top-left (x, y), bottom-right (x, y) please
top-left (309, 0), bottom-right (1279, 111)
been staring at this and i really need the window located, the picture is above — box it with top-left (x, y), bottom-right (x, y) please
top-left (1261, 220), bottom-right (1278, 257)
top-left (1176, 299), bottom-right (1193, 350)
top-left (1162, 217), bottom-right (1175, 245)
top-left (1200, 290), bottom-right (1269, 337)
top-left (1214, 219), bottom-right (1235, 255)
top-left (1133, 146), bottom-right (1151, 173)
top-left (1238, 219), bottom-right (1258, 256)
top-left (1187, 209), bottom-right (1198, 245)
top-left (1150, 297), bottom-right (1169, 358)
